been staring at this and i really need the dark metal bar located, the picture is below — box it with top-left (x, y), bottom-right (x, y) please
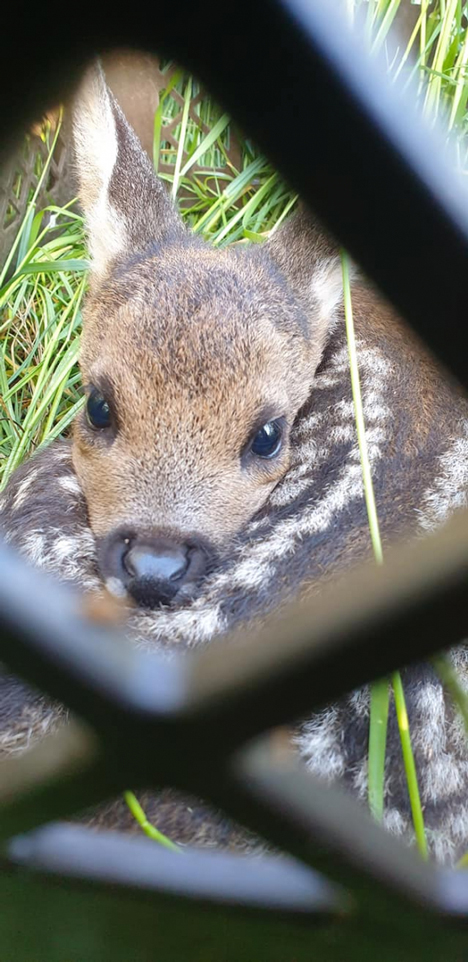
top-left (140, 0), bottom-right (468, 392)
top-left (7, 823), bottom-right (339, 917)
top-left (228, 738), bottom-right (467, 920)
top-left (2, 1), bottom-right (468, 390)
top-left (183, 508), bottom-right (468, 744)
top-left (0, 543), bottom-right (184, 729)
top-left (1, 509), bottom-right (468, 789)
top-left (0, 723), bottom-right (119, 842)
top-left (2, 517), bottom-right (468, 924)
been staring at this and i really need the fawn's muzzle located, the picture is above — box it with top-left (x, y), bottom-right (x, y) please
top-left (99, 530), bottom-right (211, 608)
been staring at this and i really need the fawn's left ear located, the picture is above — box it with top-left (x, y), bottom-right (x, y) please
top-left (73, 62), bottom-right (184, 279)
top-left (268, 206), bottom-right (347, 350)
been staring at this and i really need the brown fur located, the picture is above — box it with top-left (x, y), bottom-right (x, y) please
top-left (72, 65), bottom-right (457, 583)
top-left (74, 244), bottom-right (320, 545)
top-left (70, 65), bottom-right (350, 604)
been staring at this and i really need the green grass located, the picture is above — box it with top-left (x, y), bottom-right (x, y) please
top-left (123, 792), bottom-right (182, 852)
top-left (2, 0), bottom-right (468, 853)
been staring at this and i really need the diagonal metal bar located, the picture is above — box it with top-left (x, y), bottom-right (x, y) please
top-left (0, 512), bottom-right (468, 924)
top-left (0, 722), bottom-right (117, 842)
top-left (228, 737), bottom-right (468, 922)
top-left (1, 507), bottom-right (468, 800)
top-left (138, 0), bottom-right (468, 392)
top-left (0, 713), bottom-right (435, 920)
top-left (185, 507), bottom-right (468, 746)
top-left (6, 500), bottom-right (466, 768)
top-left (2, 1), bottom-right (468, 390)
top-left (2, 720), bottom-right (467, 925)
top-left (6, 823), bottom-right (340, 917)
top-left (5, 726), bottom-right (468, 929)
top-left (0, 544), bottom-right (184, 728)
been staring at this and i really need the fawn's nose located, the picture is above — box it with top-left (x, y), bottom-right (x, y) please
top-left (124, 543), bottom-right (188, 583)
top-left (100, 531), bottom-right (209, 608)
top-left (123, 542), bottom-right (189, 607)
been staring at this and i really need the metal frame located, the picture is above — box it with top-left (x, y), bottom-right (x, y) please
top-left (1, 1), bottom-right (468, 958)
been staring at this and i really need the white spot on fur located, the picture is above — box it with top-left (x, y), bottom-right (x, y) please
top-left (429, 825), bottom-right (458, 866)
top-left (311, 374), bottom-right (340, 390)
top-left (20, 532), bottom-right (47, 565)
top-left (12, 471), bottom-right (38, 510)
top-left (349, 687), bottom-right (370, 716)
top-left (52, 537), bottom-right (80, 562)
top-left (0, 705), bottom-right (63, 756)
top-left (295, 707), bottom-right (346, 781)
top-left (182, 605), bottom-right (224, 644)
top-left (129, 599), bottom-right (224, 651)
top-left (352, 760), bottom-right (369, 800)
top-left (418, 421), bottom-right (468, 532)
top-left (53, 446), bottom-right (73, 463)
top-left (383, 808), bottom-right (406, 836)
top-left (58, 475), bottom-right (81, 496)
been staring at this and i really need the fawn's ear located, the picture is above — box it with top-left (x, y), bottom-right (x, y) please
top-left (73, 63), bottom-right (184, 278)
top-left (268, 207), bottom-right (347, 349)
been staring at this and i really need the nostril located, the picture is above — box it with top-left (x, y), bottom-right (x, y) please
top-left (123, 544), bottom-right (189, 583)
top-left (98, 530), bottom-right (212, 610)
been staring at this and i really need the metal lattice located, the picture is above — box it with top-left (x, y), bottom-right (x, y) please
top-left (1, 1), bottom-right (468, 960)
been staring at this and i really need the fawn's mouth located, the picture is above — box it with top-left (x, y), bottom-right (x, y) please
top-left (97, 526), bottom-right (217, 610)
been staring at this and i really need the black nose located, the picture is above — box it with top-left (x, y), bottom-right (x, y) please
top-left (124, 543), bottom-right (189, 584)
top-left (123, 540), bottom-right (194, 607)
top-left (123, 542), bottom-right (189, 606)
top-left (99, 531), bottom-right (210, 608)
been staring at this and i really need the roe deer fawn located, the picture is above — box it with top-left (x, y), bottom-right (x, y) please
top-left (1, 64), bottom-right (468, 862)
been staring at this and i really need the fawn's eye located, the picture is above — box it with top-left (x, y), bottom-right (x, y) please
top-left (86, 389), bottom-right (111, 430)
top-left (250, 420), bottom-right (283, 459)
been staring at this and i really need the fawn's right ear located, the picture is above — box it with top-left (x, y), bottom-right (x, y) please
top-left (73, 63), bottom-right (184, 278)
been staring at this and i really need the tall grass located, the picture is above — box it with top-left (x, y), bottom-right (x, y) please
top-left (1, 0), bottom-right (468, 852)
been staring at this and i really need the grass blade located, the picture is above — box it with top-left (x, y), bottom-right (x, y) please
top-left (368, 680), bottom-right (390, 820)
top-left (0, 110), bottom-right (64, 288)
top-left (391, 672), bottom-right (428, 859)
top-left (123, 792), bottom-right (181, 852)
top-left (180, 113), bottom-right (230, 177)
top-left (342, 250), bottom-right (426, 854)
top-left (171, 77), bottom-right (192, 200)
top-left (341, 250), bottom-right (389, 821)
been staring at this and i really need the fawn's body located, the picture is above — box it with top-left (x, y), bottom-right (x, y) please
top-left (1, 65), bottom-right (468, 862)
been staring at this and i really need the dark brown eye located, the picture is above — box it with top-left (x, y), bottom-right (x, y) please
top-left (86, 389), bottom-right (111, 429)
top-left (250, 420), bottom-right (283, 459)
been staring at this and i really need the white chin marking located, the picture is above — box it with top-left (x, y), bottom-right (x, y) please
top-left (105, 577), bottom-right (127, 599)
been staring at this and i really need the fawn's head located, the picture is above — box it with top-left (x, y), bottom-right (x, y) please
top-left (72, 65), bottom-right (345, 609)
